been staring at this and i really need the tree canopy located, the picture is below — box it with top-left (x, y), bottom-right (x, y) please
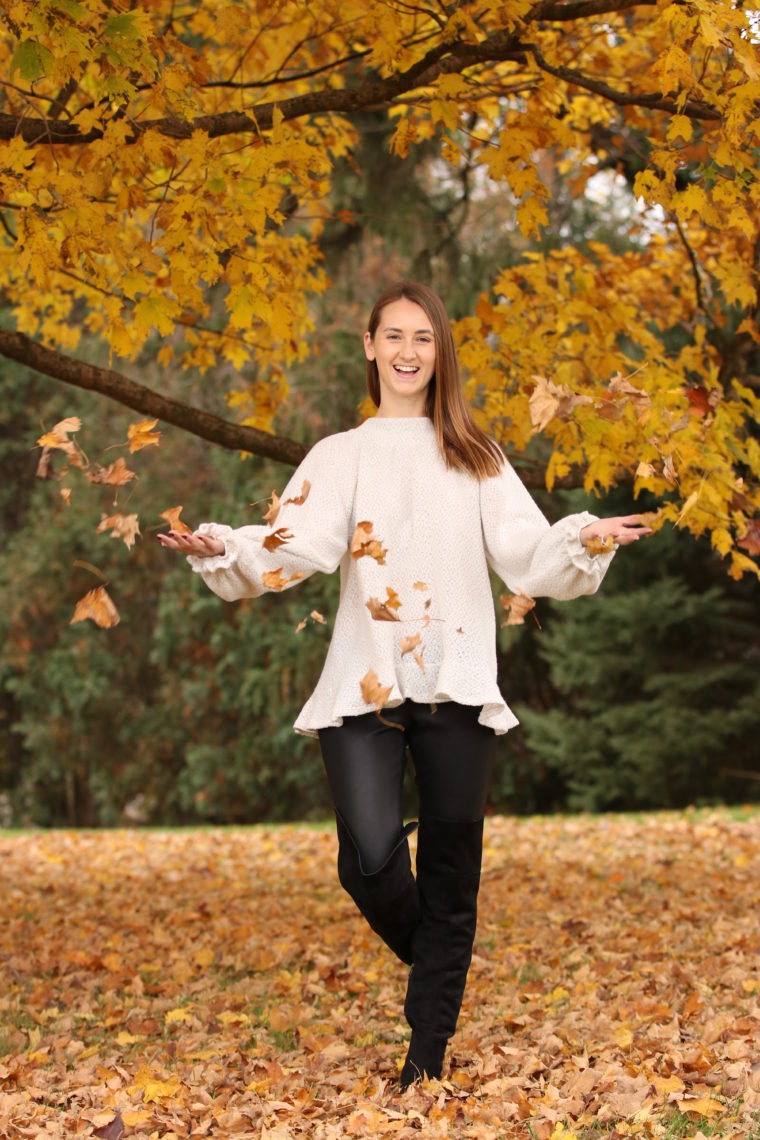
top-left (1, 0), bottom-right (759, 578)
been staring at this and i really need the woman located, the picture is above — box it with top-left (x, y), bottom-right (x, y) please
top-left (158, 281), bottom-right (650, 1089)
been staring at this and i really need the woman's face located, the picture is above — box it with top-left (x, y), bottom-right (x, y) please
top-left (364, 297), bottom-right (436, 415)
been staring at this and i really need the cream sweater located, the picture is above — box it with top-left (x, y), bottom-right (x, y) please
top-left (188, 417), bottom-right (614, 736)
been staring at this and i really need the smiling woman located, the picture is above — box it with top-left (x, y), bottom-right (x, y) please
top-left (157, 279), bottom-right (651, 1091)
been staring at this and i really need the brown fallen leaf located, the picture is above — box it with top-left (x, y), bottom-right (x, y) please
top-left (360, 668), bottom-right (393, 710)
top-left (36, 416), bottom-right (82, 449)
top-left (500, 589), bottom-right (537, 625)
top-left (262, 567), bottom-right (306, 591)
top-left (87, 457), bottom-right (137, 486)
top-left (366, 587), bottom-right (402, 621)
top-left (70, 586), bottom-right (120, 629)
top-left (263, 527), bottom-right (293, 553)
top-left (263, 490), bottom-right (281, 526)
top-left (160, 506), bottom-right (192, 535)
top-left (284, 479), bottom-right (311, 507)
top-left (350, 521), bottom-right (387, 565)
top-left (127, 418), bottom-right (161, 453)
top-left (96, 512), bottom-right (141, 549)
top-left (737, 518), bottom-right (760, 556)
top-left (399, 633), bottom-right (421, 656)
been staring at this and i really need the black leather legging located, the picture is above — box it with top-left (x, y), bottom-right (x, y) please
top-left (318, 700), bottom-right (496, 873)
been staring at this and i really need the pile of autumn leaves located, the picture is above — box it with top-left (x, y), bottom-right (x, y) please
top-left (2, 810), bottom-right (760, 1139)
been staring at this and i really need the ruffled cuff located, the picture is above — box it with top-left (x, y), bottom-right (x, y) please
top-left (186, 522), bottom-right (237, 573)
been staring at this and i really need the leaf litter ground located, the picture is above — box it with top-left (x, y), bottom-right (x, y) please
top-left (1, 811), bottom-right (759, 1139)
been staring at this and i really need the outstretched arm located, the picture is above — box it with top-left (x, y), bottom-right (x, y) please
top-left (579, 515), bottom-right (653, 548)
top-left (157, 531), bottom-right (226, 557)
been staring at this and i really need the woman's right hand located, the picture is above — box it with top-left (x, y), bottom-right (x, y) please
top-left (157, 530), bottom-right (226, 558)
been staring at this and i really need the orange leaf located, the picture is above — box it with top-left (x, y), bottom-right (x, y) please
top-left (366, 587), bottom-right (402, 621)
top-left (127, 417), bottom-right (161, 453)
top-left (585, 535), bottom-right (615, 556)
top-left (36, 416), bottom-right (82, 449)
top-left (262, 567), bottom-right (306, 591)
top-left (399, 632), bottom-right (421, 655)
top-left (160, 506), bottom-right (192, 534)
top-left (284, 479), bottom-right (311, 507)
top-left (263, 490), bottom-right (281, 526)
top-left (96, 512), bottom-right (141, 549)
top-left (737, 518), bottom-right (760, 556)
top-left (360, 668), bottom-right (393, 710)
top-left (87, 457), bottom-right (136, 486)
top-left (350, 520), bottom-right (387, 565)
top-left (500, 589), bottom-right (537, 625)
top-left (263, 527), bottom-right (293, 553)
top-left (70, 586), bottom-right (120, 629)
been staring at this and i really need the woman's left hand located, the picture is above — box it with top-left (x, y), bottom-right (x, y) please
top-left (580, 515), bottom-right (653, 549)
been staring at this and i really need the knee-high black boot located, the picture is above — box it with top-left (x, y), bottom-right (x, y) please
top-left (335, 814), bottom-right (421, 966)
top-left (400, 815), bottom-right (484, 1089)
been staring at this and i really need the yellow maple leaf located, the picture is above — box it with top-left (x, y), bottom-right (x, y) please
top-left (127, 417), bottom-right (161, 453)
top-left (70, 586), bottom-right (120, 629)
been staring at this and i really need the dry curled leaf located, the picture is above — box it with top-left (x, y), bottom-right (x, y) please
top-left (500, 589), bottom-right (537, 625)
top-left (96, 512), bottom-right (141, 549)
top-left (284, 480), bottom-right (311, 507)
top-left (263, 527), bottom-right (293, 553)
top-left (366, 587), bottom-right (402, 622)
top-left (262, 567), bottom-right (306, 591)
top-left (70, 586), bottom-right (120, 629)
top-left (399, 633), bottom-right (421, 656)
top-left (359, 668), bottom-right (393, 710)
top-left (350, 521), bottom-right (387, 565)
top-left (263, 490), bottom-right (281, 526)
top-left (36, 416), bottom-right (82, 449)
top-left (87, 457), bottom-right (137, 487)
top-left (737, 518), bottom-right (760, 556)
top-left (529, 375), bottom-right (592, 433)
top-left (160, 506), bottom-right (192, 535)
top-left (413, 581), bottom-right (429, 591)
top-left (127, 418), bottom-right (161, 453)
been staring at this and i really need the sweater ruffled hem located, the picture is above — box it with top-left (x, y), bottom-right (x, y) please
top-left (293, 690), bottom-right (520, 737)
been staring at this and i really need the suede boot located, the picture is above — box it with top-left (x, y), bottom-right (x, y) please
top-left (335, 813), bottom-right (421, 965)
top-left (401, 815), bottom-right (484, 1088)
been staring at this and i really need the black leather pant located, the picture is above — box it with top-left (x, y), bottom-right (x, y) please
top-left (319, 700), bottom-right (497, 1076)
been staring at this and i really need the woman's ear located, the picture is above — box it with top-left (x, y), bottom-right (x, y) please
top-left (363, 331), bottom-right (375, 361)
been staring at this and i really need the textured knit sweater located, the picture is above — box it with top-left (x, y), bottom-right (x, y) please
top-left (188, 416), bottom-right (614, 736)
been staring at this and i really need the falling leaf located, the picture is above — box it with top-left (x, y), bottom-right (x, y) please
top-left (284, 480), bottom-right (311, 507)
top-left (36, 447), bottom-right (54, 478)
top-left (500, 589), bottom-right (537, 625)
top-left (262, 567), bottom-right (306, 591)
top-left (36, 416), bottom-right (82, 449)
top-left (366, 587), bottom-right (402, 621)
top-left (585, 534), bottom-right (615, 556)
top-left (70, 586), bottom-right (120, 629)
top-left (676, 489), bottom-right (700, 527)
top-left (160, 506), bottom-right (192, 534)
top-left (310, 610), bottom-right (326, 624)
top-left (412, 648), bottom-right (426, 673)
top-left (263, 490), bottom-right (281, 526)
top-left (529, 375), bottom-right (592, 432)
top-left (127, 417), bottom-right (161, 453)
top-left (295, 618), bottom-right (307, 633)
top-left (60, 487), bottom-right (71, 505)
top-left (360, 668), bottom-right (393, 709)
top-left (399, 633), bottom-right (421, 656)
top-left (263, 527), bottom-right (293, 552)
top-left (350, 521), bottom-right (387, 565)
top-left (413, 581), bottom-right (429, 591)
top-left (662, 455), bottom-right (677, 484)
top-left (96, 512), bottom-right (141, 549)
top-left (87, 457), bottom-right (136, 486)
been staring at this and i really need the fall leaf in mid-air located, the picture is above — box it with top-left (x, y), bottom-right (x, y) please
top-left (160, 506), bottom-right (192, 534)
top-left (87, 457), bottom-right (137, 486)
top-left (70, 586), bottom-right (120, 629)
top-left (262, 567), bottom-right (306, 591)
top-left (366, 587), bottom-right (402, 621)
top-left (500, 589), bottom-right (537, 626)
top-left (96, 512), bottom-right (141, 549)
top-left (295, 610), bottom-right (326, 633)
top-left (60, 487), bottom-right (71, 506)
top-left (36, 416), bottom-right (82, 450)
top-left (263, 527), bottom-right (293, 553)
top-left (350, 521), bottom-right (387, 565)
top-left (263, 490), bottom-right (281, 526)
top-left (359, 668), bottom-right (393, 710)
top-left (413, 581), bottom-right (429, 591)
top-left (284, 480), bottom-right (311, 507)
top-left (529, 375), bottom-right (592, 433)
top-left (399, 633), bottom-right (421, 656)
top-left (127, 417), bottom-right (161, 453)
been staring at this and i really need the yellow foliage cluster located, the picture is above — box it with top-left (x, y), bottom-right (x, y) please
top-left (1, 0), bottom-right (759, 573)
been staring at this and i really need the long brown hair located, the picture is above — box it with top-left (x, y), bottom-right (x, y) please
top-left (365, 281), bottom-right (503, 480)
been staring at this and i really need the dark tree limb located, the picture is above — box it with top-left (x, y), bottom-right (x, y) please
top-left (0, 328), bottom-right (308, 467)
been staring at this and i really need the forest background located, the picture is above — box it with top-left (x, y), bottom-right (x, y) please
top-left (1, 0), bottom-right (760, 829)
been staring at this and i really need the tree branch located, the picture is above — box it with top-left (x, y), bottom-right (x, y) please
top-left (529, 0), bottom-right (656, 18)
top-left (0, 329), bottom-right (308, 467)
top-left (529, 47), bottom-right (722, 120)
